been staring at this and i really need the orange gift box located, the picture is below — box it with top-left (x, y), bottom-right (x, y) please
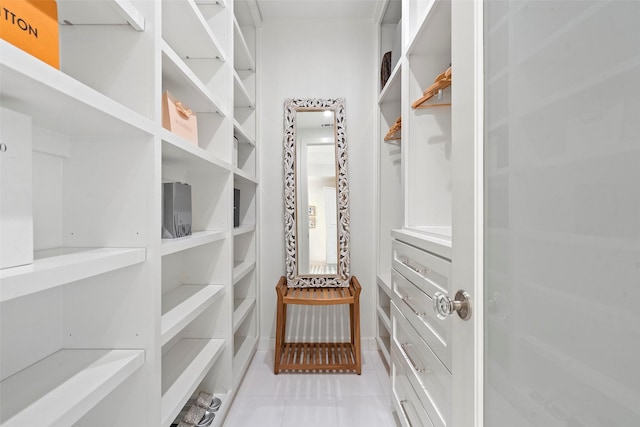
top-left (0, 0), bottom-right (59, 69)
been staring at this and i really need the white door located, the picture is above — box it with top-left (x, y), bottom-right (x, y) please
top-left (452, 1), bottom-right (640, 426)
top-left (449, 0), bottom-right (484, 425)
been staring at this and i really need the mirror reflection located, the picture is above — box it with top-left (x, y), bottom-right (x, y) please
top-left (295, 110), bottom-right (338, 275)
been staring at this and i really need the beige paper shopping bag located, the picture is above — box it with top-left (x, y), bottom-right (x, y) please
top-left (162, 91), bottom-right (198, 145)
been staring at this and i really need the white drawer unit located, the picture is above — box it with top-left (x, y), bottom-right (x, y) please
top-left (392, 239), bottom-right (451, 298)
top-left (392, 303), bottom-right (450, 427)
top-left (392, 269), bottom-right (452, 371)
top-left (391, 346), bottom-right (435, 427)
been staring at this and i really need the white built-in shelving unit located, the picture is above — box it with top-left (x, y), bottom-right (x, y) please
top-left (375, 1), bottom-right (456, 426)
top-left (375, 0), bottom-right (402, 367)
top-left (0, 0), bottom-right (259, 425)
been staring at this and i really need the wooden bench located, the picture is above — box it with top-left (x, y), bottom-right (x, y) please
top-left (274, 276), bottom-right (362, 374)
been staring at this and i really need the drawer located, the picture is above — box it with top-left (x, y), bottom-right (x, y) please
top-left (392, 303), bottom-right (451, 427)
top-left (392, 240), bottom-right (451, 298)
top-left (392, 269), bottom-right (451, 370)
top-left (392, 347), bottom-right (435, 427)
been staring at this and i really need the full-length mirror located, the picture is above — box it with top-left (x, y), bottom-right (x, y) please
top-left (283, 98), bottom-right (350, 287)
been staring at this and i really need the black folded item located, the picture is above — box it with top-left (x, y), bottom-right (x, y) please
top-left (381, 51), bottom-right (392, 90)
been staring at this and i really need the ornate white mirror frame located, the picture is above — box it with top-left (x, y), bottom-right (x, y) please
top-left (283, 98), bottom-right (350, 287)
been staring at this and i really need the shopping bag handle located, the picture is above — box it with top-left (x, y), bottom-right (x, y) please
top-left (174, 101), bottom-right (193, 118)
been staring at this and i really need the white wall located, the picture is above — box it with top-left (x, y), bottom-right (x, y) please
top-left (258, 18), bottom-right (377, 345)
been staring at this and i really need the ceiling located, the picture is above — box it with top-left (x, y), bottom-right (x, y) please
top-left (238, 0), bottom-right (383, 23)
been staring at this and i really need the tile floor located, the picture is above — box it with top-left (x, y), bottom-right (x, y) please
top-left (223, 350), bottom-right (398, 427)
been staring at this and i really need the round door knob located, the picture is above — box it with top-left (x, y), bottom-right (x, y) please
top-left (433, 291), bottom-right (472, 321)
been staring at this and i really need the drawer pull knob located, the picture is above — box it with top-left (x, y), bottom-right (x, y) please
top-left (434, 290), bottom-right (472, 320)
top-left (400, 257), bottom-right (427, 275)
top-left (401, 296), bottom-right (425, 317)
top-left (401, 343), bottom-right (429, 374)
top-left (399, 399), bottom-right (416, 427)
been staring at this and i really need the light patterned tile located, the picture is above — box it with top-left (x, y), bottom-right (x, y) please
top-left (332, 368), bottom-right (386, 397)
top-left (223, 396), bottom-right (284, 427)
top-left (281, 396), bottom-right (338, 427)
top-left (226, 351), bottom-right (396, 427)
top-left (236, 363), bottom-right (290, 396)
top-left (336, 395), bottom-right (397, 427)
top-left (285, 372), bottom-right (338, 397)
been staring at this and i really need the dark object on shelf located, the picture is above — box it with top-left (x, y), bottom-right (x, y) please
top-left (380, 51), bottom-right (392, 90)
top-left (234, 188), bottom-right (240, 228)
top-left (163, 182), bottom-right (192, 238)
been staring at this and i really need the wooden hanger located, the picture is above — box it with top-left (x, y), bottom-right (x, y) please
top-left (384, 116), bottom-right (402, 142)
top-left (411, 66), bottom-right (452, 109)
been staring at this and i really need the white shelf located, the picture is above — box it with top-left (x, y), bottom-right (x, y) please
top-left (161, 230), bottom-right (227, 256)
top-left (0, 349), bottom-right (144, 426)
top-left (161, 285), bottom-right (225, 346)
top-left (195, 0), bottom-right (227, 6)
top-left (233, 224), bottom-right (256, 237)
top-left (376, 336), bottom-right (391, 366)
top-left (377, 273), bottom-right (393, 296)
top-left (0, 41), bottom-right (154, 138)
top-left (233, 71), bottom-right (255, 108)
top-left (161, 130), bottom-right (232, 174)
top-left (233, 18), bottom-right (255, 71)
top-left (406, 0), bottom-right (451, 57)
top-left (377, 305), bottom-right (392, 334)
top-left (0, 247), bottom-right (146, 303)
top-left (162, 40), bottom-right (227, 115)
top-left (57, 0), bottom-right (145, 30)
top-left (233, 261), bottom-right (255, 284)
top-left (162, 0), bottom-right (226, 62)
top-left (379, 61), bottom-right (402, 104)
top-left (234, 167), bottom-right (258, 184)
top-left (232, 335), bottom-right (258, 388)
top-left (161, 338), bottom-right (225, 427)
top-left (392, 227), bottom-right (452, 260)
top-left (233, 298), bottom-right (256, 332)
top-left (233, 120), bottom-right (256, 146)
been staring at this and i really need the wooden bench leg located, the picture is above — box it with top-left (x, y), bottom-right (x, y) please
top-left (351, 276), bottom-right (362, 375)
top-left (350, 300), bottom-right (361, 375)
top-left (274, 277), bottom-right (287, 374)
